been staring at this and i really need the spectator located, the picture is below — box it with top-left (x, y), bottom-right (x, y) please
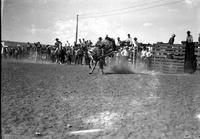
top-left (78, 39), bottom-right (82, 46)
top-left (198, 34), bottom-right (200, 43)
top-left (184, 31), bottom-right (195, 73)
top-left (133, 37), bottom-right (139, 49)
top-left (141, 48), bottom-right (147, 62)
top-left (145, 48), bottom-right (152, 70)
top-left (95, 37), bottom-right (103, 48)
top-left (133, 37), bottom-right (140, 66)
top-left (168, 34), bottom-right (176, 45)
top-left (65, 41), bottom-right (70, 47)
top-left (55, 38), bottom-right (62, 48)
top-left (1, 42), bottom-right (8, 58)
top-left (186, 31), bottom-right (193, 43)
top-left (126, 34), bottom-right (133, 46)
top-left (116, 37), bottom-right (121, 47)
top-left (115, 47), bottom-right (122, 64)
top-left (121, 46), bottom-right (129, 61)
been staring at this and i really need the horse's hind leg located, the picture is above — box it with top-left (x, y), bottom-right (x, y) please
top-left (89, 61), bottom-right (98, 74)
top-left (89, 58), bottom-right (94, 69)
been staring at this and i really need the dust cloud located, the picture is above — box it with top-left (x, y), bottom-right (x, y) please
top-left (106, 57), bottom-right (149, 74)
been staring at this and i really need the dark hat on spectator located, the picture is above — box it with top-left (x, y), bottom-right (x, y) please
top-left (55, 38), bottom-right (59, 40)
top-left (187, 31), bottom-right (190, 34)
top-left (172, 34), bottom-right (176, 37)
top-left (134, 37), bottom-right (137, 40)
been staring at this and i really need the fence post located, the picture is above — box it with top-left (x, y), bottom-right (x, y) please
top-left (184, 42), bottom-right (195, 73)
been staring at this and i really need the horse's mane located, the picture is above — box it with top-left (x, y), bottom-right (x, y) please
top-left (101, 38), bottom-right (116, 51)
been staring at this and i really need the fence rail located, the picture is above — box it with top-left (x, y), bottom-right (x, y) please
top-left (195, 44), bottom-right (200, 70)
top-left (151, 43), bottom-right (185, 73)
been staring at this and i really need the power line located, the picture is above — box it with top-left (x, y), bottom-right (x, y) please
top-left (80, 0), bottom-right (164, 17)
top-left (80, 0), bottom-right (183, 19)
top-left (80, 0), bottom-right (183, 18)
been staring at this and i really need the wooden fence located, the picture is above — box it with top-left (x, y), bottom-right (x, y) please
top-left (151, 43), bottom-right (185, 73)
top-left (195, 43), bottom-right (200, 70)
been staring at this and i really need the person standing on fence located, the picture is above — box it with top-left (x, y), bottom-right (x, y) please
top-left (184, 31), bottom-right (195, 73)
top-left (133, 37), bottom-right (140, 67)
top-left (116, 37), bottom-right (122, 48)
top-left (186, 31), bottom-right (193, 43)
top-left (168, 34), bottom-right (176, 45)
top-left (126, 34), bottom-right (133, 46)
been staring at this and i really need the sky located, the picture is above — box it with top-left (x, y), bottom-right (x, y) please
top-left (1, 0), bottom-right (200, 45)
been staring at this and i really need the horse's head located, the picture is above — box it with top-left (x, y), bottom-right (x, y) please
top-left (101, 39), bottom-right (116, 52)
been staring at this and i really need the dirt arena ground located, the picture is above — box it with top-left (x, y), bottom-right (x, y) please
top-left (1, 60), bottom-right (200, 139)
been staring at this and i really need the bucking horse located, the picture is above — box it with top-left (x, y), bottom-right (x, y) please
top-left (88, 37), bottom-right (117, 74)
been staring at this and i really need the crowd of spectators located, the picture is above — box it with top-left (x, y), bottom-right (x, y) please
top-left (1, 31), bottom-right (200, 71)
top-left (1, 34), bottom-right (152, 66)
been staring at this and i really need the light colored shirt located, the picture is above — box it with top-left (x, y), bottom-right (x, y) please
top-left (141, 50), bottom-right (146, 58)
top-left (121, 49), bottom-right (129, 56)
top-left (1, 42), bottom-right (8, 54)
top-left (186, 35), bottom-right (193, 43)
top-left (134, 40), bottom-right (139, 47)
top-left (126, 37), bottom-right (133, 45)
top-left (116, 51), bottom-right (121, 57)
top-left (146, 51), bottom-right (152, 57)
top-left (116, 40), bottom-right (120, 46)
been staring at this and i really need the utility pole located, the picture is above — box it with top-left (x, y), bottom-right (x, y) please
top-left (75, 14), bottom-right (79, 45)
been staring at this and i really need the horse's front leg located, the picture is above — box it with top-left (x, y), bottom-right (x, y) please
top-left (89, 61), bottom-right (98, 74)
top-left (88, 59), bottom-right (92, 69)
